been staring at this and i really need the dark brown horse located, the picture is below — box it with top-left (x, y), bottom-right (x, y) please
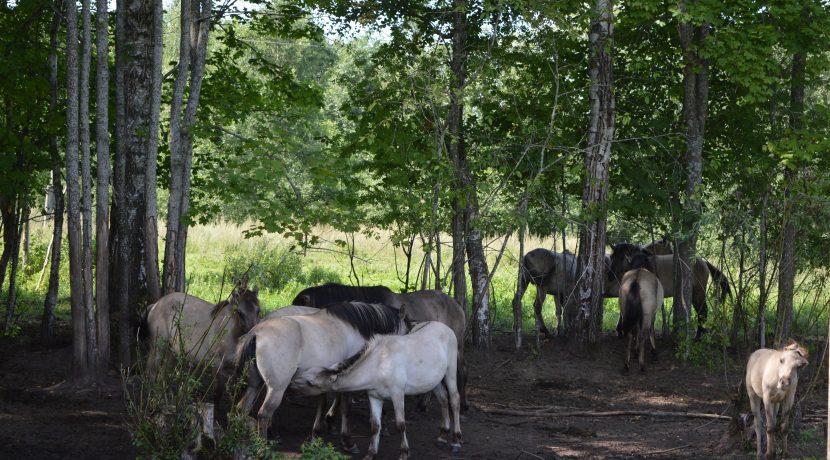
top-left (608, 242), bottom-right (730, 338)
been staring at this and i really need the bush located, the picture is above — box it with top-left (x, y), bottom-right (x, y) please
top-left (300, 437), bottom-right (348, 460)
top-left (224, 241), bottom-right (304, 290)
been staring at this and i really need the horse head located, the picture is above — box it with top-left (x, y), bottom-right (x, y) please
top-left (629, 249), bottom-right (655, 272)
top-left (607, 242), bottom-right (640, 282)
top-left (231, 287), bottom-right (261, 333)
top-left (778, 341), bottom-right (809, 391)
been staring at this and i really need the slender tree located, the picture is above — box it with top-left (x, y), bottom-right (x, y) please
top-left (577, 0), bottom-right (614, 344)
top-left (674, 0), bottom-right (710, 346)
top-left (163, 0), bottom-right (212, 295)
top-left (42, 0), bottom-right (64, 344)
top-left (143, 0), bottom-right (163, 303)
top-left (94, 0), bottom-right (111, 369)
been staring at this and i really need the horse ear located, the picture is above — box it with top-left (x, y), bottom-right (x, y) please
top-left (298, 294), bottom-right (312, 306)
top-left (398, 303), bottom-right (407, 320)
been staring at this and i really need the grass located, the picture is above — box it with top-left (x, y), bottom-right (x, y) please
top-left (3, 220), bottom-right (828, 347)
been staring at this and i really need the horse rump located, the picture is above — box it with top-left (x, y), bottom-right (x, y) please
top-left (621, 280), bottom-right (643, 336)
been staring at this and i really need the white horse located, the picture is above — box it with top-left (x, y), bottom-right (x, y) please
top-left (745, 341), bottom-right (809, 460)
top-left (299, 321), bottom-right (462, 460)
top-left (234, 301), bottom-right (410, 451)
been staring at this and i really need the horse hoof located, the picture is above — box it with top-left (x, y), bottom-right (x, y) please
top-left (451, 444), bottom-right (462, 453)
top-left (435, 437), bottom-right (448, 446)
top-left (344, 444), bottom-right (361, 454)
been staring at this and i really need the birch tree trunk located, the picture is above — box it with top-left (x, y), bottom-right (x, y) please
top-left (66, 0), bottom-right (90, 382)
top-left (80, 0), bottom-right (98, 379)
top-left (3, 202), bottom-right (24, 333)
top-left (163, 0), bottom-right (211, 295)
top-left (42, 0), bottom-right (64, 344)
top-left (775, 51), bottom-right (805, 348)
top-left (674, 1), bottom-right (709, 346)
top-left (577, 0), bottom-right (614, 344)
top-left (144, 0), bottom-right (163, 303)
top-left (113, 0), bottom-right (158, 367)
top-left (94, 0), bottom-right (110, 370)
top-left (110, 0), bottom-right (126, 364)
top-left (757, 190), bottom-right (768, 349)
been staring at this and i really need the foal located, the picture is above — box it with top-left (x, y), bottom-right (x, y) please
top-left (745, 341), bottom-right (809, 460)
top-left (300, 321), bottom-right (462, 460)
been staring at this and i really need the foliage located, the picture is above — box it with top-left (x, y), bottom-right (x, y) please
top-left (300, 437), bottom-right (349, 460)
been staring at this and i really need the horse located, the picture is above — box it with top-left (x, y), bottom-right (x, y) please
top-left (140, 288), bottom-right (261, 379)
top-left (511, 248), bottom-right (620, 343)
top-left (745, 341), bottom-right (809, 460)
top-left (234, 301), bottom-right (411, 451)
top-left (617, 252), bottom-right (663, 372)
top-left (292, 283), bottom-right (469, 411)
top-left (643, 236), bottom-right (673, 255)
top-left (607, 242), bottom-right (731, 338)
top-left (298, 321), bottom-right (462, 460)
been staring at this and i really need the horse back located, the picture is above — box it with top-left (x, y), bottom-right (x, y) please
top-left (391, 290), bottom-right (465, 342)
top-left (652, 255), bottom-right (709, 296)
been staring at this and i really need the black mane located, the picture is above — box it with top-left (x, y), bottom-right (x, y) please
top-left (292, 283), bottom-right (394, 307)
top-left (322, 301), bottom-right (403, 339)
top-left (629, 251), bottom-right (655, 272)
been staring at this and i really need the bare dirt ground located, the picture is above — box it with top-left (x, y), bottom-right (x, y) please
top-left (0, 320), bottom-right (826, 460)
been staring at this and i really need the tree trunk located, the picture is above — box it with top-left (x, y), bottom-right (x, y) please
top-left (757, 191), bottom-right (768, 348)
top-left (80, 0), bottom-right (99, 379)
top-left (94, 0), bottom-right (111, 370)
top-left (114, 0), bottom-right (157, 367)
top-left (42, 0), bottom-right (63, 344)
top-left (143, 0), bottom-right (163, 303)
top-left (66, 0), bottom-right (90, 382)
top-left (577, 0), bottom-right (614, 344)
top-left (774, 51), bottom-right (805, 348)
top-left (512, 196), bottom-right (528, 350)
top-left (0, 198), bottom-right (15, 303)
top-left (163, 0), bottom-right (211, 295)
top-left (3, 202), bottom-right (24, 333)
top-left (675, 2), bottom-right (710, 346)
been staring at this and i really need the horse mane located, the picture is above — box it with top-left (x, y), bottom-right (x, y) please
top-left (322, 301), bottom-right (404, 339)
top-left (629, 251), bottom-right (654, 272)
top-left (784, 341), bottom-right (809, 359)
top-left (211, 289), bottom-right (260, 318)
top-left (326, 336), bottom-right (381, 379)
top-left (292, 283), bottom-right (394, 307)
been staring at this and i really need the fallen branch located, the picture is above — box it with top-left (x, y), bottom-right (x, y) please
top-left (480, 406), bottom-right (731, 421)
top-left (641, 443), bottom-right (693, 456)
top-left (476, 358), bottom-right (511, 380)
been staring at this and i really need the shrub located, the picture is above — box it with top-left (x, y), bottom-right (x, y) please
top-left (224, 241), bottom-right (304, 290)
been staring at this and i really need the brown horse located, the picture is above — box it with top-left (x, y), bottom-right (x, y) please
top-left (617, 252), bottom-right (663, 372)
top-left (745, 341), bottom-right (808, 460)
top-left (512, 248), bottom-right (620, 346)
top-left (608, 242), bottom-right (730, 338)
top-left (292, 283), bottom-right (468, 410)
top-left (643, 236), bottom-right (672, 255)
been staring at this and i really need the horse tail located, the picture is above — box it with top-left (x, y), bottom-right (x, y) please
top-left (621, 279), bottom-right (643, 335)
top-left (706, 261), bottom-right (731, 303)
top-left (234, 331), bottom-right (258, 379)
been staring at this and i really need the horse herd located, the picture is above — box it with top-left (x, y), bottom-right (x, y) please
top-left (139, 239), bottom-right (810, 460)
top-left (140, 283), bottom-right (466, 459)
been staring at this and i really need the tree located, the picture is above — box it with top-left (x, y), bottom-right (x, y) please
top-left (576, 0), bottom-right (615, 344)
top-left (163, 0), bottom-right (212, 295)
top-left (673, 0), bottom-right (710, 346)
top-left (94, 0), bottom-right (111, 370)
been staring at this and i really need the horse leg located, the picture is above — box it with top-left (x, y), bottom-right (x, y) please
top-left (638, 329), bottom-right (647, 372)
top-left (780, 389), bottom-right (797, 457)
top-left (748, 392), bottom-right (764, 459)
top-left (763, 398), bottom-right (778, 460)
top-left (325, 393), bottom-right (339, 434)
top-left (554, 293), bottom-right (564, 336)
top-left (649, 327), bottom-right (658, 361)
top-left (624, 332), bottom-right (632, 373)
top-left (257, 385), bottom-right (285, 440)
top-left (311, 394), bottom-right (327, 436)
top-left (392, 392), bottom-right (409, 460)
top-left (339, 393), bottom-right (360, 454)
top-left (214, 362), bottom-right (233, 428)
top-left (446, 376), bottom-right (463, 452)
top-left (364, 396), bottom-right (383, 460)
top-left (692, 290), bottom-right (708, 339)
top-left (432, 384), bottom-right (451, 446)
top-left (533, 286), bottom-right (550, 337)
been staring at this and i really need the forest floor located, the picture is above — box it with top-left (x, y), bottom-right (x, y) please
top-left (0, 320), bottom-right (826, 460)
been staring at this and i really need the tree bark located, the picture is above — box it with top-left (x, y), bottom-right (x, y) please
top-left (114, 0), bottom-right (157, 367)
top-left (774, 51), bottom-right (805, 348)
top-left (3, 202), bottom-right (24, 333)
top-left (143, 0), bottom-right (163, 303)
top-left (757, 190), bottom-right (768, 348)
top-left (94, 0), bottom-right (111, 370)
top-left (674, 1), bottom-right (709, 346)
top-left (163, 0), bottom-right (211, 295)
top-left (80, 0), bottom-right (99, 379)
top-left (66, 0), bottom-right (90, 382)
top-left (42, 0), bottom-right (64, 344)
top-left (577, 0), bottom-right (614, 344)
